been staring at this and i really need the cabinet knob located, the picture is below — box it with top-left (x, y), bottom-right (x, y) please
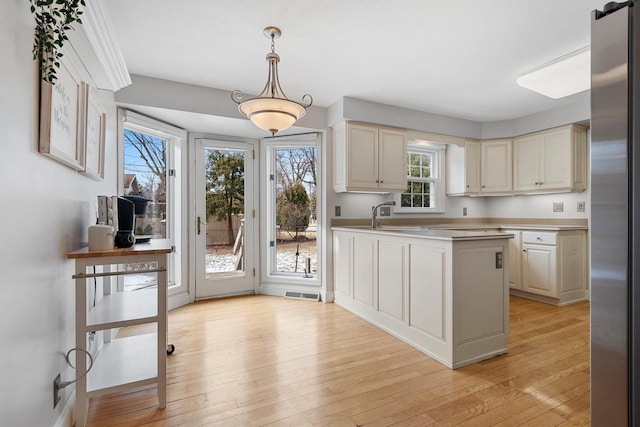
top-left (482, 185), bottom-right (486, 188)
top-left (535, 182), bottom-right (539, 185)
top-left (380, 180), bottom-right (384, 183)
top-left (522, 249), bottom-right (527, 253)
top-left (375, 180), bottom-right (379, 183)
top-left (539, 182), bottom-right (543, 185)
top-left (466, 184), bottom-right (470, 188)
top-left (536, 237), bottom-right (542, 241)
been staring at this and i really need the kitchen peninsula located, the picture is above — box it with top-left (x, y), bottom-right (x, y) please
top-left (333, 226), bottom-right (512, 369)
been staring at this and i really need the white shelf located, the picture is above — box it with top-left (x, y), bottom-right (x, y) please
top-left (87, 333), bottom-right (158, 396)
top-left (69, 242), bottom-right (170, 426)
top-left (86, 289), bottom-right (158, 331)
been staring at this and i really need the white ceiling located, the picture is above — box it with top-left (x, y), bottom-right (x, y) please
top-left (104, 0), bottom-right (608, 134)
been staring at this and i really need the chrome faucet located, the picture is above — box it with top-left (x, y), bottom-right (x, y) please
top-left (371, 201), bottom-right (396, 229)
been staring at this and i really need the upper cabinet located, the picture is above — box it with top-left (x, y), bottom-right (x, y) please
top-left (333, 122), bottom-right (407, 193)
top-left (513, 125), bottom-right (587, 193)
top-left (480, 139), bottom-right (513, 194)
top-left (446, 140), bottom-right (480, 195)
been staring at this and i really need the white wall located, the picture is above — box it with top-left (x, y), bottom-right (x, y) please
top-left (0, 2), bottom-right (117, 425)
top-left (334, 192), bottom-right (489, 219)
top-left (486, 191), bottom-right (590, 219)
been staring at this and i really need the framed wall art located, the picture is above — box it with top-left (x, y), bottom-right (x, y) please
top-left (39, 60), bottom-right (87, 171)
top-left (81, 85), bottom-right (106, 180)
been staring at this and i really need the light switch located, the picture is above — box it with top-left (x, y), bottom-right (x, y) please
top-left (577, 201), bottom-right (585, 212)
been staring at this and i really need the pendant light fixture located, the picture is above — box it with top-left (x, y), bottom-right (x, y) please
top-left (232, 26), bottom-right (313, 137)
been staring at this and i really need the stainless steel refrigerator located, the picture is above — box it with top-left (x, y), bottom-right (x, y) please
top-left (591, 1), bottom-right (640, 424)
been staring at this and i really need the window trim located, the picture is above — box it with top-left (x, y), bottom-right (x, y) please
top-left (118, 109), bottom-right (189, 309)
top-left (394, 141), bottom-right (446, 214)
top-left (260, 133), bottom-right (322, 286)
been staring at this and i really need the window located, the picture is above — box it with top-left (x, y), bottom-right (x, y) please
top-left (119, 110), bottom-right (188, 309)
top-left (395, 142), bottom-right (445, 213)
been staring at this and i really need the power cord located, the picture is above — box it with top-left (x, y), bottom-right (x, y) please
top-left (56, 348), bottom-right (95, 390)
top-left (92, 265), bottom-right (97, 307)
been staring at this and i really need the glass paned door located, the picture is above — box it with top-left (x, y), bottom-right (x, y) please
top-left (269, 144), bottom-right (318, 278)
top-left (195, 139), bottom-right (255, 298)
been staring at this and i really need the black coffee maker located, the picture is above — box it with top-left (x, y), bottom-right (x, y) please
top-left (114, 197), bottom-right (136, 248)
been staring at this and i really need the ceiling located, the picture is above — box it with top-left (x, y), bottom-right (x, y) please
top-left (104, 0), bottom-right (608, 136)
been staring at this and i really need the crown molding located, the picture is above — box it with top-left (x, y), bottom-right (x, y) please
top-left (80, 0), bottom-right (131, 91)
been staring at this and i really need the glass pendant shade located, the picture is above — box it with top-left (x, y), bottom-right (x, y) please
top-left (238, 97), bottom-right (306, 135)
top-left (232, 27), bottom-right (312, 136)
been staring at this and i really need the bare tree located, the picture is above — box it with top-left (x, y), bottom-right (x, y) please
top-left (124, 130), bottom-right (166, 203)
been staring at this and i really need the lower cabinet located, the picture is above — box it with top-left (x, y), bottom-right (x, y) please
top-left (333, 228), bottom-right (510, 369)
top-left (522, 243), bottom-right (557, 297)
top-left (508, 229), bottom-right (587, 305)
top-left (505, 230), bottom-right (522, 290)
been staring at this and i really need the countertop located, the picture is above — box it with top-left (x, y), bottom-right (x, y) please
top-left (67, 239), bottom-right (173, 259)
top-left (332, 226), bottom-right (514, 241)
top-left (427, 224), bottom-right (588, 231)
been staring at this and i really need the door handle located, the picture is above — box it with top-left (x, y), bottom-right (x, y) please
top-left (197, 216), bottom-right (203, 235)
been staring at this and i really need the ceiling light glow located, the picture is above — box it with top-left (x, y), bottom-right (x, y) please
top-left (516, 47), bottom-right (591, 99)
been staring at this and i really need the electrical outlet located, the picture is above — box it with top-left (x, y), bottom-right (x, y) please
top-left (53, 373), bottom-right (61, 408)
top-left (335, 206), bottom-right (341, 217)
top-left (553, 202), bottom-right (564, 213)
top-left (496, 252), bottom-right (503, 269)
top-left (577, 201), bottom-right (585, 212)
top-left (379, 206), bottom-right (391, 217)
top-left (463, 207), bottom-right (467, 216)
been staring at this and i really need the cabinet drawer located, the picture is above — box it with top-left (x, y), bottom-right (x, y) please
top-left (522, 231), bottom-right (557, 245)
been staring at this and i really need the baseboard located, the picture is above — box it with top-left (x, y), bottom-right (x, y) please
top-left (53, 389), bottom-right (75, 427)
top-left (322, 290), bottom-right (334, 303)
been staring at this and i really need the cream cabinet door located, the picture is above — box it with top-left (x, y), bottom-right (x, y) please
top-left (539, 127), bottom-right (572, 191)
top-left (347, 124), bottom-right (379, 190)
top-left (465, 140), bottom-right (480, 193)
top-left (378, 127), bottom-right (407, 192)
top-left (522, 244), bottom-right (557, 297)
top-left (513, 135), bottom-right (540, 192)
top-left (445, 140), bottom-right (480, 195)
top-left (480, 139), bottom-right (512, 193)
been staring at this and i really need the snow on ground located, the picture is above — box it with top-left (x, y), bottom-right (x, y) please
top-left (125, 251), bottom-right (318, 290)
top-left (206, 252), bottom-right (317, 274)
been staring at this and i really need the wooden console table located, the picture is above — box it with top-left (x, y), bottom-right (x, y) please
top-left (68, 240), bottom-right (172, 426)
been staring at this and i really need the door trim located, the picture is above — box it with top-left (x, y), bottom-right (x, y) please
top-left (188, 134), bottom-right (259, 301)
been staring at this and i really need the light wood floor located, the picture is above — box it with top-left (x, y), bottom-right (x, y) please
top-left (87, 295), bottom-right (590, 426)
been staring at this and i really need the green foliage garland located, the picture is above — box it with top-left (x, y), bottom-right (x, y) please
top-left (30, 0), bottom-right (86, 84)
